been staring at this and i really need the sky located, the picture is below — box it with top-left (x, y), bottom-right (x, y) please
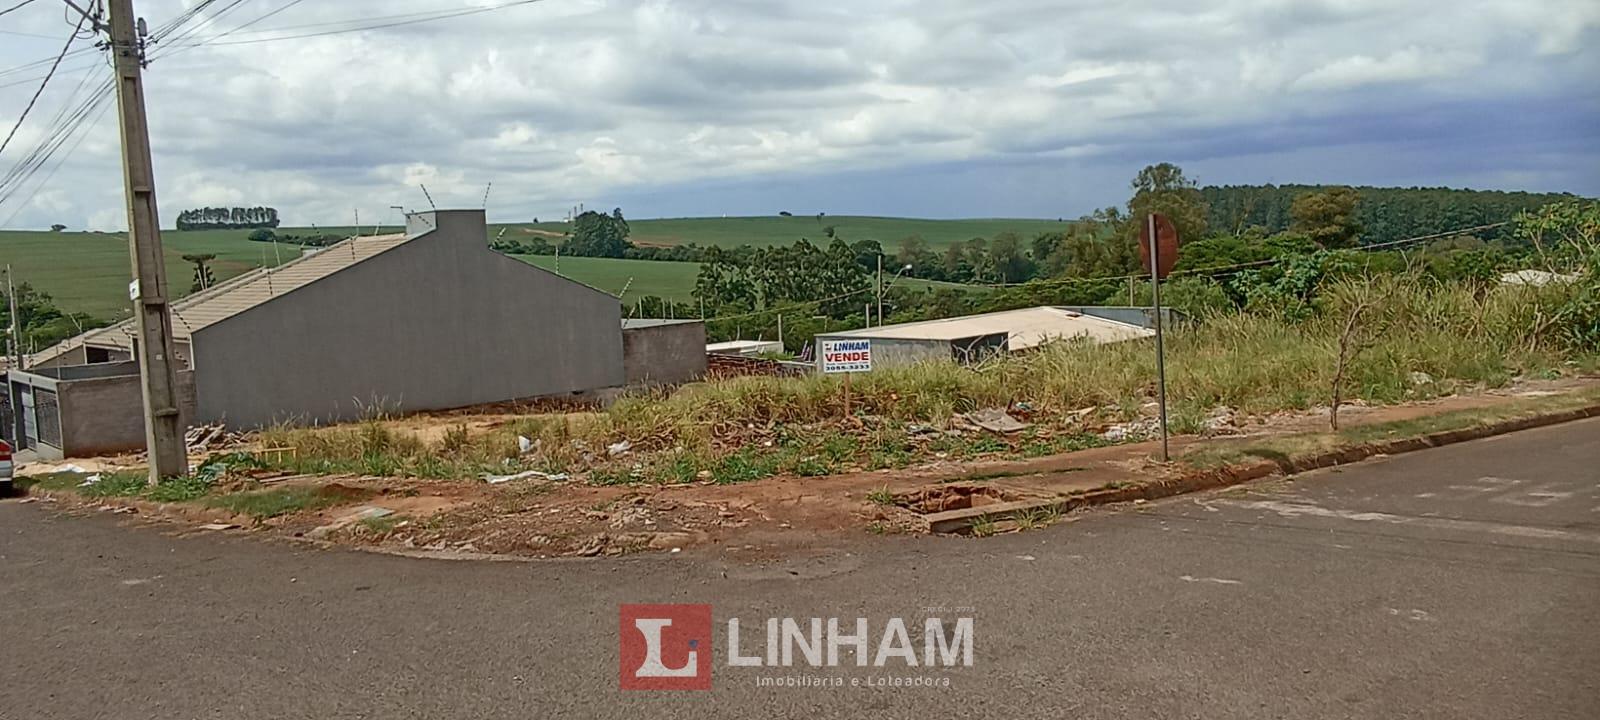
top-left (0, 0), bottom-right (1596, 231)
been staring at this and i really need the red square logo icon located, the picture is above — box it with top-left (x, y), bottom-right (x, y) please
top-left (619, 604), bottom-right (713, 690)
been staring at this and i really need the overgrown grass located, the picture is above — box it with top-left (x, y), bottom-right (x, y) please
top-left (21, 467), bottom-right (224, 505)
top-left (13, 471), bottom-right (96, 494)
top-left (253, 278), bottom-right (1596, 486)
top-left (76, 471), bottom-right (151, 498)
top-left (204, 487), bottom-right (342, 520)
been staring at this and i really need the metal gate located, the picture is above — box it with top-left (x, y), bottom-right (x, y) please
top-left (0, 381), bottom-right (12, 447)
top-left (35, 388), bottom-right (61, 448)
top-left (19, 386), bottom-right (35, 449)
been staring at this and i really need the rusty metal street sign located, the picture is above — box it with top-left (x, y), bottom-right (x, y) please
top-left (1142, 212), bottom-right (1179, 462)
top-left (1139, 212), bottom-right (1179, 280)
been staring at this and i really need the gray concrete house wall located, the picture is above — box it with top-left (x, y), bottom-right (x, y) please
top-left (622, 320), bottom-right (707, 388)
top-left (190, 210), bottom-right (625, 428)
top-left (8, 363), bottom-right (196, 460)
top-left (29, 344), bottom-right (87, 368)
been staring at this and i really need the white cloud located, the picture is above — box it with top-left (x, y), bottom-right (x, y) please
top-left (0, 0), bottom-right (1594, 230)
top-left (1291, 47), bottom-right (1478, 91)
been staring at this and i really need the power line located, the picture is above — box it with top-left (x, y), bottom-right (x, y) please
top-left (0, 0), bottom-right (244, 218)
top-left (0, 0), bottom-right (209, 79)
top-left (0, 0), bottom-right (39, 19)
top-left (702, 287), bottom-right (875, 323)
top-left (0, 10), bottom-right (88, 160)
top-left (0, 89), bottom-right (112, 226)
top-left (160, 0), bottom-right (307, 52)
top-left (0, 76), bottom-right (114, 211)
top-left (152, 0), bottom-right (254, 49)
top-left (177, 0), bottom-right (548, 48)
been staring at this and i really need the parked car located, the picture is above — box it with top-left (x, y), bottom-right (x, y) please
top-left (0, 439), bottom-right (13, 496)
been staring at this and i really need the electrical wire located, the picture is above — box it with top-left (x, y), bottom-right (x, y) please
top-left (0, 0), bottom-right (243, 219)
top-left (0, 75), bottom-right (114, 211)
top-left (175, 0), bottom-right (548, 48)
top-left (0, 10), bottom-right (88, 160)
top-left (152, 0), bottom-right (255, 50)
top-left (159, 0), bottom-right (308, 53)
top-left (0, 88), bottom-right (112, 226)
top-left (0, 0), bottom-right (39, 19)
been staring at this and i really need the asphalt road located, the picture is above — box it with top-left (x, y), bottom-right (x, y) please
top-left (3, 418), bottom-right (1598, 719)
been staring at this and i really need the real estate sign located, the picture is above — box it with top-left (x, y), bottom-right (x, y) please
top-left (820, 339), bottom-right (872, 374)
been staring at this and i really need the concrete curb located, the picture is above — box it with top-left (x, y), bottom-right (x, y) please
top-left (922, 402), bottom-right (1600, 534)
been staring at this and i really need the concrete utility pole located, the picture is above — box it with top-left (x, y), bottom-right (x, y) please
top-left (107, 0), bottom-right (187, 481)
top-left (876, 255), bottom-right (884, 327)
top-left (6, 265), bottom-right (20, 373)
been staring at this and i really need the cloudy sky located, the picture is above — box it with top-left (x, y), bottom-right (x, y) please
top-left (1, 0), bottom-right (1596, 230)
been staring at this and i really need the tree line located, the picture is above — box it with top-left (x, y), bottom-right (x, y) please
top-left (1201, 185), bottom-right (1572, 246)
top-left (176, 206), bottom-right (281, 230)
top-left (667, 164), bottom-right (1597, 350)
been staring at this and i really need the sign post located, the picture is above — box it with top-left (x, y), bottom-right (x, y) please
top-left (820, 339), bottom-right (873, 418)
top-left (1140, 213), bottom-right (1178, 462)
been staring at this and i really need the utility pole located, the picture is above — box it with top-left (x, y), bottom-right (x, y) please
top-left (1146, 214), bottom-right (1170, 463)
top-left (6, 265), bottom-right (21, 373)
top-left (875, 255), bottom-right (884, 327)
top-left (107, 0), bottom-right (187, 481)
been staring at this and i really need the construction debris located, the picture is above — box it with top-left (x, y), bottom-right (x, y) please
top-left (1102, 417), bottom-right (1160, 443)
top-left (185, 423), bottom-right (245, 454)
top-left (1202, 406), bottom-right (1241, 435)
top-left (959, 408), bottom-right (1031, 434)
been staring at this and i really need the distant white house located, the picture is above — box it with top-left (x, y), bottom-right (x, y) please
top-left (1500, 269), bottom-right (1582, 287)
top-left (707, 340), bottom-right (784, 357)
top-left (813, 306), bottom-right (1154, 370)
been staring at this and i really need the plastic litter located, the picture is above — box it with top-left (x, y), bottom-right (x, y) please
top-left (483, 469), bottom-right (570, 485)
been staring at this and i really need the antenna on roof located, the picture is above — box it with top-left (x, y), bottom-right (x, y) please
top-left (419, 184), bottom-right (438, 212)
top-left (481, 182), bottom-right (492, 210)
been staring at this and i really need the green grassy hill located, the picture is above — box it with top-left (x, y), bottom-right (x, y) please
top-left (2, 216), bottom-right (1034, 321)
top-left (0, 228), bottom-right (353, 321)
top-left (515, 254), bottom-right (702, 301)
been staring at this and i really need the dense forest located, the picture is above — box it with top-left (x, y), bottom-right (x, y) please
top-left (1201, 185), bottom-right (1574, 246)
